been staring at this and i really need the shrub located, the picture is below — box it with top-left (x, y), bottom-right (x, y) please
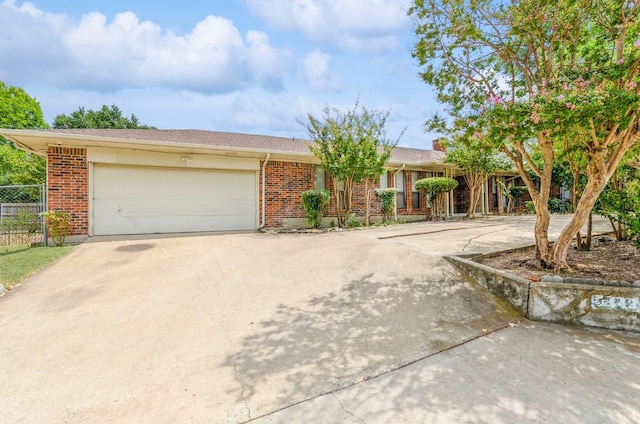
top-left (0, 212), bottom-right (40, 248)
top-left (525, 198), bottom-right (573, 215)
top-left (15, 211), bottom-right (40, 234)
top-left (524, 201), bottom-right (535, 214)
top-left (596, 179), bottom-right (640, 249)
top-left (506, 185), bottom-right (528, 200)
top-left (499, 183), bottom-right (528, 214)
top-left (548, 198), bottom-right (572, 214)
top-left (300, 190), bottom-right (330, 228)
top-left (373, 188), bottom-right (397, 222)
top-left (346, 213), bottom-right (362, 228)
top-left (41, 210), bottom-right (71, 246)
top-left (415, 177), bottom-right (458, 220)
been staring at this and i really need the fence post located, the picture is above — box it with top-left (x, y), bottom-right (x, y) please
top-left (41, 183), bottom-right (48, 247)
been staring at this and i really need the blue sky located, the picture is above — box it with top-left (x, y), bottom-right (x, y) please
top-left (0, 0), bottom-right (442, 148)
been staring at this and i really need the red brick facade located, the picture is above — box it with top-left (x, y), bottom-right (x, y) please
top-left (259, 160), bottom-right (314, 227)
top-left (47, 147), bottom-right (88, 235)
top-left (45, 151), bottom-right (447, 234)
top-left (258, 160), bottom-right (430, 227)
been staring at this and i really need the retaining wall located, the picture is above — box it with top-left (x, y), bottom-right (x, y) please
top-left (445, 255), bottom-right (640, 333)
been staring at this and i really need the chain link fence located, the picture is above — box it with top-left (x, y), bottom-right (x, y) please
top-left (0, 184), bottom-right (46, 248)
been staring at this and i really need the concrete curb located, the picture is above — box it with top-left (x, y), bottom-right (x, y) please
top-left (445, 255), bottom-right (640, 333)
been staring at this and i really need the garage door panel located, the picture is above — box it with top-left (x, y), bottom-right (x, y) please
top-left (93, 165), bottom-right (257, 235)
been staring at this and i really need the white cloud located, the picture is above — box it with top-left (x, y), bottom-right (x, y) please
top-left (300, 49), bottom-right (343, 91)
top-left (0, 0), bottom-right (290, 93)
top-left (243, 0), bottom-right (410, 51)
top-left (230, 94), bottom-right (321, 135)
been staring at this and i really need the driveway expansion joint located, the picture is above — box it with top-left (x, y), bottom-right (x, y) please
top-left (245, 322), bottom-right (519, 422)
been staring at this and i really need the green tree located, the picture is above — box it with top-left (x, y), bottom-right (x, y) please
top-left (442, 136), bottom-right (509, 218)
top-left (304, 102), bottom-right (400, 228)
top-left (415, 177), bottom-right (458, 221)
top-left (409, 0), bottom-right (640, 270)
top-left (53, 104), bottom-right (155, 129)
top-left (498, 183), bottom-right (528, 215)
top-left (595, 148), bottom-right (640, 245)
top-left (0, 145), bottom-right (46, 186)
top-left (0, 82), bottom-right (48, 130)
top-left (0, 81), bottom-right (48, 185)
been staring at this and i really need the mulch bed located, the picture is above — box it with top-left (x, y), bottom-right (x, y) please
top-left (478, 236), bottom-right (640, 283)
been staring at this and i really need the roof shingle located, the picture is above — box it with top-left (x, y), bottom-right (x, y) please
top-left (42, 128), bottom-right (444, 164)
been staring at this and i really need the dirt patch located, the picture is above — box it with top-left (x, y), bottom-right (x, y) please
top-left (478, 236), bottom-right (640, 283)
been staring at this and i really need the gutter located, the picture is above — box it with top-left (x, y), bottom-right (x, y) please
top-left (259, 153), bottom-right (271, 229)
top-left (392, 163), bottom-right (406, 222)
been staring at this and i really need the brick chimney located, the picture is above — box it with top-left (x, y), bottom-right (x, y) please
top-left (432, 138), bottom-right (446, 152)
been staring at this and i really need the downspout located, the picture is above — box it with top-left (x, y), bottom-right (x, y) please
top-left (259, 153), bottom-right (271, 229)
top-left (392, 164), bottom-right (405, 222)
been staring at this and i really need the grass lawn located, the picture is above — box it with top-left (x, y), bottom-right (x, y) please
top-left (0, 245), bottom-right (73, 289)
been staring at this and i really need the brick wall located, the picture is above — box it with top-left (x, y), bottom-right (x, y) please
top-left (259, 160), bottom-right (423, 227)
top-left (324, 174), bottom-right (382, 218)
top-left (259, 160), bottom-right (314, 227)
top-left (47, 147), bottom-right (88, 235)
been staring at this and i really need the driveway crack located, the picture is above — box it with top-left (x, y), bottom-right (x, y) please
top-left (462, 229), bottom-right (506, 251)
top-left (225, 334), bottom-right (252, 421)
top-left (333, 394), bottom-right (366, 423)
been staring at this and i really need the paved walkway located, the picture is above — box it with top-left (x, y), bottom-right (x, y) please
top-left (254, 321), bottom-right (640, 423)
top-left (1, 215), bottom-right (638, 423)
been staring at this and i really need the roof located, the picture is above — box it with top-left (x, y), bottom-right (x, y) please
top-left (0, 128), bottom-right (449, 167)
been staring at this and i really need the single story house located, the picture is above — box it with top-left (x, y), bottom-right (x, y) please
top-left (0, 128), bottom-right (519, 240)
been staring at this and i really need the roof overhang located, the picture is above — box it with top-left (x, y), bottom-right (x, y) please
top-left (0, 129), bottom-right (314, 162)
top-left (0, 129), bottom-right (457, 170)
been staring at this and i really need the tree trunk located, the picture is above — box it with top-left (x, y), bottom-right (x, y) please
top-left (571, 166), bottom-right (582, 250)
top-left (436, 194), bottom-right (444, 220)
top-left (364, 179), bottom-right (371, 227)
top-left (501, 135), bottom-right (555, 267)
top-left (497, 177), bottom-right (504, 214)
top-left (585, 211), bottom-right (593, 250)
top-left (464, 173), bottom-right (483, 218)
top-left (534, 199), bottom-right (552, 266)
top-left (467, 186), bottom-right (476, 218)
top-left (334, 178), bottom-right (346, 228)
top-left (345, 180), bottom-right (354, 226)
top-left (551, 154), bottom-right (607, 270)
top-left (467, 182), bottom-right (483, 218)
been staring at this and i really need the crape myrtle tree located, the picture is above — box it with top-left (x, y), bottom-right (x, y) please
top-left (304, 102), bottom-right (401, 228)
top-left (53, 104), bottom-right (155, 129)
top-left (442, 136), bottom-right (509, 218)
top-left (409, 0), bottom-right (640, 270)
top-left (0, 81), bottom-right (48, 185)
top-left (415, 176), bottom-right (458, 220)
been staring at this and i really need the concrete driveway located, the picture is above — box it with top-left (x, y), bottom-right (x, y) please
top-left (0, 215), bottom-right (634, 423)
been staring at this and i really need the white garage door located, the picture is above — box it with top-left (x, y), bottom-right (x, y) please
top-left (92, 165), bottom-right (257, 235)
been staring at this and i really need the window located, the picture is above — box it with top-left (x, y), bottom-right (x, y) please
top-left (379, 172), bottom-right (389, 188)
top-left (314, 165), bottom-right (326, 190)
top-left (395, 170), bottom-right (406, 209)
top-left (411, 171), bottom-right (420, 209)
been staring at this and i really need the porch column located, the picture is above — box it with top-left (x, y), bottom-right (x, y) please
top-left (497, 175), bottom-right (504, 214)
